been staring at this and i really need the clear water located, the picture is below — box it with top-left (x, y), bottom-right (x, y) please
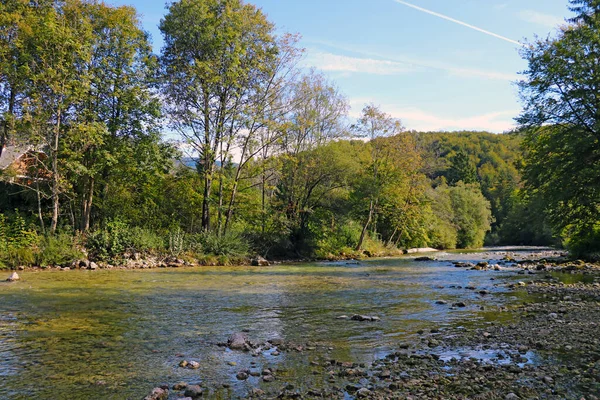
top-left (0, 249), bottom-right (539, 399)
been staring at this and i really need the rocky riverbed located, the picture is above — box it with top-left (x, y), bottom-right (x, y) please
top-left (144, 252), bottom-right (600, 400)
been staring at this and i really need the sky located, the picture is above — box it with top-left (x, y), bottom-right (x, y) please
top-left (110, 0), bottom-right (573, 133)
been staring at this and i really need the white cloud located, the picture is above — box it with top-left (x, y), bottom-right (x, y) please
top-left (518, 10), bottom-right (564, 28)
top-left (348, 99), bottom-right (517, 132)
top-left (305, 47), bottom-right (518, 81)
top-left (306, 52), bottom-right (415, 75)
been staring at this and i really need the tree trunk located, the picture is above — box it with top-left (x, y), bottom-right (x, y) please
top-left (201, 171), bottom-right (213, 232)
top-left (50, 108), bottom-right (62, 234)
top-left (355, 199), bottom-right (374, 251)
top-left (1, 88), bottom-right (16, 158)
top-left (36, 180), bottom-right (45, 234)
top-left (80, 177), bottom-right (94, 232)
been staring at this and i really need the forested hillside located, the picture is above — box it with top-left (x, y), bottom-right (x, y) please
top-left (1, 0), bottom-right (597, 269)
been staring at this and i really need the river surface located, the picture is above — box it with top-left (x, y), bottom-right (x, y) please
top-left (0, 248), bottom-right (543, 399)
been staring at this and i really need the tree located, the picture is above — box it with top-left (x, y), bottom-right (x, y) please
top-left (446, 149), bottom-right (477, 185)
top-left (160, 0), bottom-right (278, 232)
top-left (518, 0), bottom-right (600, 256)
top-left (352, 104), bottom-right (404, 251)
top-left (22, 0), bottom-right (94, 234)
top-left (67, 1), bottom-right (161, 232)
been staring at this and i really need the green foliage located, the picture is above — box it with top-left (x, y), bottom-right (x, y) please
top-left (564, 224), bottom-right (600, 261)
top-left (0, 212), bottom-right (38, 253)
top-left (86, 219), bottom-right (164, 261)
top-left (197, 231), bottom-right (249, 258)
top-left (36, 233), bottom-right (84, 267)
top-left (517, 0), bottom-right (600, 257)
top-left (427, 183), bottom-right (493, 249)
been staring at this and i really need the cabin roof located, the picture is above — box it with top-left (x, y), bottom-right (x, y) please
top-left (0, 145), bottom-right (37, 170)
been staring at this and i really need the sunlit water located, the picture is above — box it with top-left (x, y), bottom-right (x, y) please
top-left (0, 248), bottom-right (540, 399)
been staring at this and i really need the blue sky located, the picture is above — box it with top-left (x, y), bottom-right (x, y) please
top-left (111, 0), bottom-right (572, 133)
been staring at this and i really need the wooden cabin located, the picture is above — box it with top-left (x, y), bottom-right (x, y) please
top-left (0, 145), bottom-right (48, 184)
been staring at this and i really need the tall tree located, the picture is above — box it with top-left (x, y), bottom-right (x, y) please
top-left (22, 0), bottom-right (93, 233)
top-left (518, 0), bottom-right (600, 254)
top-left (67, 1), bottom-right (160, 232)
top-left (160, 0), bottom-right (278, 232)
top-left (352, 104), bottom-right (404, 251)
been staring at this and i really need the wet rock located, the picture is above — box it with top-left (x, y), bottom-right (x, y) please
top-left (346, 384), bottom-right (361, 393)
top-left (183, 385), bottom-right (203, 398)
top-left (143, 387), bottom-right (168, 400)
top-left (453, 302), bottom-right (467, 308)
top-left (178, 360), bottom-right (188, 368)
top-left (172, 382), bottom-right (187, 390)
top-left (336, 315), bottom-right (349, 319)
top-left (251, 256), bottom-right (270, 266)
top-left (415, 256), bottom-right (435, 261)
top-left (435, 300), bottom-right (448, 305)
top-left (228, 332), bottom-right (248, 350)
top-left (187, 361), bottom-right (200, 369)
top-left (236, 371), bottom-right (249, 380)
top-left (250, 388), bottom-right (265, 397)
top-left (262, 374), bottom-right (274, 382)
top-left (351, 314), bottom-right (380, 322)
top-left (6, 272), bottom-right (19, 282)
top-left (505, 394), bottom-right (519, 400)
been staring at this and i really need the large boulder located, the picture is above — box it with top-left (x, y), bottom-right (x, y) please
top-left (228, 332), bottom-right (249, 350)
top-left (251, 256), bottom-right (269, 266)
top-left (6, 272), bottom-right (20, 282)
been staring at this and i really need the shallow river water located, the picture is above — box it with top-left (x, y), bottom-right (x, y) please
top-left (0, 248), bottom-right (542, 399)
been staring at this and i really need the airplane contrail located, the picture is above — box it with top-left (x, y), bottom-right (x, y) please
top-left (394, 0), bottom-right (524, 47)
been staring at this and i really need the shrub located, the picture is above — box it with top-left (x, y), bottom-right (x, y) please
top-left (199, 231), bottom-right (249, 257)
top-left (86, 219), bottom-right (165, 261)
top-left (564, 224), bottom-right (600, 262)
top-left (36, 233), bottom-right (84, 267)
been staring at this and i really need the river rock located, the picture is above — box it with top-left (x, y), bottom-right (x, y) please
top-left (236, 371), bottom-right (249, 380)
top-left (351, 314), bottom-right (380, 322)
top-left (228, 332), bottom-right (248, 350)
top-left (143, 387), bottom-right (168, 400)
top-left (251, 256), bottom-right (269, 266)
top-left (172, 382), bottom-right (187, 390)
top-left (262, 374), bottom-right (274, 382)
top-left (453, 302), bottom-right (467, 308)
top-left (415, 256), bottom-right (435, 261)
top-left (6, 272), bottom-right (19, 282)
top-left (435, 300), bottom-right (448, 305)
top-left (357, 388), bottom-right (372, 398)
top-left (183, 385), bottom-right (203, 398)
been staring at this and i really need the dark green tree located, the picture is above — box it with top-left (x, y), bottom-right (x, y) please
top-left (518, 0), bottom-right (600, 257)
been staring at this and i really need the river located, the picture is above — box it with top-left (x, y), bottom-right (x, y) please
top-left (0, 248), bottom-right (546, 399)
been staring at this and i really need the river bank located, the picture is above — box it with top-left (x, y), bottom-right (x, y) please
top-left (142, 250), bottom-right (600, 400)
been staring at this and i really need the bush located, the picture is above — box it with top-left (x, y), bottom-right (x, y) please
top-left (0, 212), bottom-right (39, 268)
top-left (564, 224), bottom-right (600, 261)
top-left (36, 233), bottom-right (84, 267)
top-left (86, 219), bottom-right (165, 261)
top-left (198, 231), bottom-right (249, 257)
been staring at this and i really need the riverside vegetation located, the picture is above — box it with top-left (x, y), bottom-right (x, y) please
top-left (4, 0), bottom-right (598, 269)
